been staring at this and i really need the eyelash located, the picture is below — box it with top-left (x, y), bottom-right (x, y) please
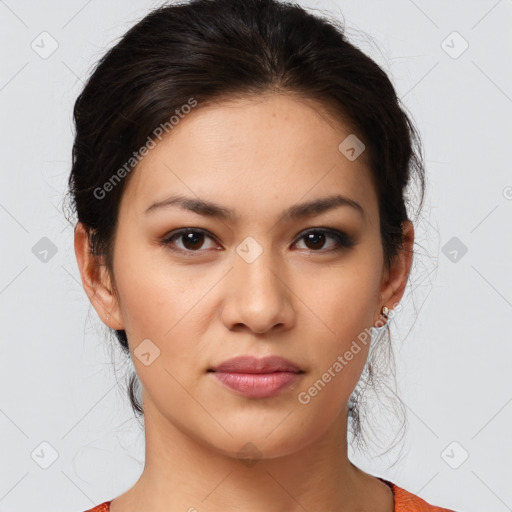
top-left (161, 227), bottom-right (355, 256)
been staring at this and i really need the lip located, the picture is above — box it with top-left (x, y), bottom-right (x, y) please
top-left (208, 355), bottom-right (304, 399)
top-left (209, 355), bottom-right (302, 374)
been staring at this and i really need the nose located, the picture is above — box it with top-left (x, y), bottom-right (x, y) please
top-left (220, 245), bottom-right (295, 335)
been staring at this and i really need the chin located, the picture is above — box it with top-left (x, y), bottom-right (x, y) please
top-left (202, 422), bottom-right (318, 463)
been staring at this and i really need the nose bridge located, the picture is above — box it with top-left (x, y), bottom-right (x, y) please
top-left (235, 242), bottom-right (281, 298)
top-left (223, 235), bottom-right (293, 332)
top-left (235, 235), bottom-right (283, 302)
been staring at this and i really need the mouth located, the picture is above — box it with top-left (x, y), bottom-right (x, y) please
top-left (208, 354), bottom-right (303, 374)
top-left (208, 355), bottom-right (304, 398)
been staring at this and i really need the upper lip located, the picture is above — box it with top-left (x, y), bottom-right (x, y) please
top-left (209, 355), bottom-right (303, 374)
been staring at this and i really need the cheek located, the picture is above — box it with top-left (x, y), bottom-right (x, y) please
top-left (113, 253), bottom-right (210, 412)
top-left (296, 294), bottom-right (372, 420)
top-left (114, 240), bottom-right (199, 336)
top-left (294, 253), bottom-right (381, 397)
top-left (112, 243), bottom-right (221, 382)
top-left (301, 255), bottom-right (381, 338)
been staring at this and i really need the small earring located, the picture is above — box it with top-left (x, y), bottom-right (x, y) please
top-left (106, 313), bottom-right (110, 323)
top-left (374, 306), bottom-right (389, 328)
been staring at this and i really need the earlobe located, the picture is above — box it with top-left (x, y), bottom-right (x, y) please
top-left (73, 222), bottom-right (124, 330)
top-left (375, 220), bottom-right (415, 324)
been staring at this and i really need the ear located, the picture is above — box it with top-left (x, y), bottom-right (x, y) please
top-left (74, 222), bottom-right (124, 330)
top-left (374, 219), bottom-right (414, 324)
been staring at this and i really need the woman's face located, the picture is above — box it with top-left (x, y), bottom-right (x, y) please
top-left (78, 92), bottom-right (411, 460)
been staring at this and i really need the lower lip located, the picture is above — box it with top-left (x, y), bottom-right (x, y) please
top-left (211, 371), bottom-right (302, 398)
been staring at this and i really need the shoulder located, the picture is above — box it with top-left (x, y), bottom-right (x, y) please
top-left (380, 478), bottom-right (459, 512)
top-left (82, 501), bottom-right (111, 512)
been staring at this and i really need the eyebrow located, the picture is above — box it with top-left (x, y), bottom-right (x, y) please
top-left (144, 193), bottom-right (365, 222)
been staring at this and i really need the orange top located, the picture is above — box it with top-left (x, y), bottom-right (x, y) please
top-left (82, 477), bottom-right (456, 511)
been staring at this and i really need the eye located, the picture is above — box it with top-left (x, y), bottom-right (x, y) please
top-left (161, 227), bottom-right (355, 256)
top-left (293, 228), bottom-right (355, 253)
top-left (162, 228), bottom-right (219, 254)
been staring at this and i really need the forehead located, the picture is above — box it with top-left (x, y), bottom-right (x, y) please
top-left (119, 93), bottom-right (378, 225)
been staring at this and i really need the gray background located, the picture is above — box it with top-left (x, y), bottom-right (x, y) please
top-left (1, 0), bottom-right (511, 511)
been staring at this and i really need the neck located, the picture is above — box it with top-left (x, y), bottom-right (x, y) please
top-left (111, 400), bottom-right (393, 512)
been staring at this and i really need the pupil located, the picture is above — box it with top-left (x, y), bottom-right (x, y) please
top-left (306, 232), bottom-right (325, 250)
top-left (183, 232), bottom-right (204, 250)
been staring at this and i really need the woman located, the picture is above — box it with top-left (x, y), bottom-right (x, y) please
top-left (69, 0), bottom-right (457, 510)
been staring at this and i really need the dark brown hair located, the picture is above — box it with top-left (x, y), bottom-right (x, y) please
top-left (65, 0), bottom-right (425, 455)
